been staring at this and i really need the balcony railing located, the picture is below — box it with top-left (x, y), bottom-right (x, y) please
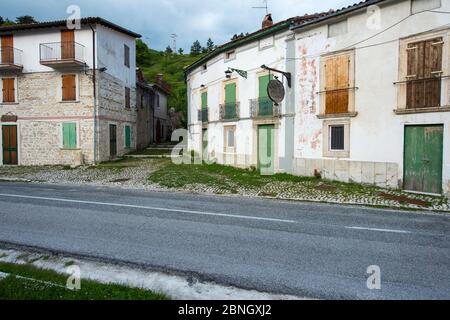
top-left (220, 102), bottom-right (240, 121)
top-left (250, 97), bottom-right (280, 118)
top-left (40, 42), bottom-right (85, 68)
top-left (0, 46), bottom-right (23, 71)
top-left (197, 108), bottom-right (209, 123)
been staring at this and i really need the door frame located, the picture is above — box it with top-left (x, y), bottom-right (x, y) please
top-left (1, 123), bottom-right (20, 166)
top-left (256, 123), bottom-right (276, 175)
top-left (252, 120), bottom-right (279, 172)
top-left (109, 122), bottom-right (117, 158)
top-left (403, 123), bottom-right (444, 195)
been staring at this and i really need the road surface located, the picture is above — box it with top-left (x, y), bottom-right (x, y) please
top-left (0, 182), bottom-right (449, 299)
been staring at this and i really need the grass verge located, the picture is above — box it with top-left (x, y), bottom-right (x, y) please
top-left (0, 262), bottom-right (168, 300)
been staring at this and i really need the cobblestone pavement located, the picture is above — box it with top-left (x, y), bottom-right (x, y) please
top-left (0, 159), bottom-right (448, 213)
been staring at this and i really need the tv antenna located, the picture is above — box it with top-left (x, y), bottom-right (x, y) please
top-left (252, 0), bottom-right (269, 15)
top-left (170, 33), bottom-right (178, 52)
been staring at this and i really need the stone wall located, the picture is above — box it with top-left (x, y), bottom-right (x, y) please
top-left (97, 72), bottom-right (137, 162)
top-left (293, 158), bottom-right (399, 189)
top-left (0, 71), bottom-right (96, 166)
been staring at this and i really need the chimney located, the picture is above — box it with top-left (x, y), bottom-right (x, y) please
top-left (262, 14), bottom-right (273, 29)
top-left (156, 73), bottom-right (163, 84)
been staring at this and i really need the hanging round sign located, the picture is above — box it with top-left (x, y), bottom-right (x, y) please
top-left (267, 79), bottom-right (285, 104)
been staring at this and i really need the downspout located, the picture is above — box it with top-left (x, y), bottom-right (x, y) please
top-left (89, 24), bottom-right (98, 165)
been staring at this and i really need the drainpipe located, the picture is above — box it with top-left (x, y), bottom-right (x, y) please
top-left (89, 24), bottom-right (98, 165)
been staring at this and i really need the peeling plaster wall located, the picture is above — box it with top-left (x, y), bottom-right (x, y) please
top-left (293, 0), bottom-right (450, 194)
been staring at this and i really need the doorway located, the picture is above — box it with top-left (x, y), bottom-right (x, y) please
top-left (109, 124), bottom-right (117, 158)
top-left (2, 125), bottom-right (18, 165)
top-left (404, 125), bottom-right (443, 194)
top-left (258, 124), bottom-right (275, 175)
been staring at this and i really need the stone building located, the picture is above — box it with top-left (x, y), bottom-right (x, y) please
top-left (186, 0), bottom-right (450, 196)
top-left (136, 71), bottom-right (172, 149)
top-left (0, 17), bottom-right (140, 166)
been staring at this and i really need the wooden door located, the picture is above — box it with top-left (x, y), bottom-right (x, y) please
top-left (109, 124), bottom-right (117, 158)
top-left (61, 30), bottom-right (75, 60)
top-left (224, 83), bottom-right (237, 119)
top-left (258, 124), bottom-right (275, 176)
top-left (1, 35), bottom-right (14, 64)
top-left (2, 125), bottom-right (18, 165)
top-left (404, 125), bottom-right (443, 194)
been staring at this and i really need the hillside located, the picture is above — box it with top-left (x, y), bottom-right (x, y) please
top-left (136, 40), bottom-right (204, 125)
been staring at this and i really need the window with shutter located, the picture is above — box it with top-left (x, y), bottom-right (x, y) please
top-left (124, 44), bottom-right (130, 68)
top-left (62, 74), bottom-right (76, 101)
top-left (406, 37), bottom-right (443, 109)
top-left (125, 125), bottom-right (132, 148)
top-left (62, 123), bottom-right (77, 149)
top-left (125, 87), bottom-right (131, 109)
top-left (201, 91), bottom-right (208, 110)
top-left (324, 54), bottom-right (350, 114)
top-left (2, 78), bottom-right (15, 103)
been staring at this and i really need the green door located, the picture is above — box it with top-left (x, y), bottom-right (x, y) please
top-left (125, 125), bottom-right (132, 149)
top-left (258, 124), bottom-right (275, 175)
top-left (224, 83), bottom-right (237, 119)
top-left (404, 125), bottom-right (443, 194)
top-left (258, 75), bottom-right (273, 117)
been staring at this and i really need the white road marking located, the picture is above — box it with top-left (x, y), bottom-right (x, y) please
top-left (0, 193), bottom-right (297, 224)
top-left (345, 226), bottom-right (412, 234)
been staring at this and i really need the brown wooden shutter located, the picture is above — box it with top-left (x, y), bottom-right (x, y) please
top-left (406, 38), bottom-right (442, 108)
top-left (62, 75), bottom-right (76, 101)
top-left (2, 78), bottom-right (15, 103)
top-left (1, 35), bottom-right (14, 64)
top-left (325, 55), bottom-right (349, 114)
top-left (61, 30), bottom-right (75, 59)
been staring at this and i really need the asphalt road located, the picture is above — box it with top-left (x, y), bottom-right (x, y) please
top-left (0, 182), bottom-right (449, 299)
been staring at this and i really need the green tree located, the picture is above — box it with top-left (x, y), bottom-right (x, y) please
top-left (0, 17), bottom-right (4, 25)
top-left (190, 40), bottom-right (202, 55)
top-left (165, 45), bottom-right (173, 54)
top-left (178, 48), bottom-right (184, 55)
top-left (15, 15), bottom-right (37, 24)
top-left (206, 38), bottom-right (215, 52)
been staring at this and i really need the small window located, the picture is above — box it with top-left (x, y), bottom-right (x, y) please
top-left (330, 125), bottom-right (345, 151)
top-left (411, 0), bottom-right (441, 14)
top-left (125, 125), bottom-right (132, 149)
top-left (225, 50), bottom-right (236, 61)
top-left (62, 123), bottom-right (77, 149)
top-left (124, 44), bottom-right (130, 68)
top-left (125, 87), bottom-right (131, 109)
top-left (62, 74), bottom-right (76, 101)
top-left (2, 78), bottom-right (16, 103)
top-left (328, 20), bottom-right (348, 38)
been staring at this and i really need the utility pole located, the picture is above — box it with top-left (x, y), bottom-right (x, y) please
top-left (252, 0), bottom-right (269, 15)
top-left (170, 33), bottom-right (178, 53)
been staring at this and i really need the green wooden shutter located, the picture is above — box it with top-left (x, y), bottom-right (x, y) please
top-left (125, 125), bottom-right (131, 148)
top-left (63, 123), bottom-right (77, 149)
top-left (201, 92), bottom-right (208, 110)
top-left (225, 83), bottom-right (236, 104)
top-left (259, 75), bottom-right (272, 98)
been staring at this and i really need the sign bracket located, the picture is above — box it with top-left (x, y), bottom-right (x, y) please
top-left (261, 65), bottom-right (291, 88)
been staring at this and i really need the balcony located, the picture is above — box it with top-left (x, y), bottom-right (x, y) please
top-left (0, 47), bottom-right (23, 72)
top-left (198, 108), bottom-right (209, 123)
top-left (250, 97), bottom-right (280, 118)
top-left (40, 42), bottom-right (85, 68)
top-left (220, 102), bottom-right (240, 121)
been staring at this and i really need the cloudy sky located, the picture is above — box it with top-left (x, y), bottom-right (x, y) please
top-left (1, 0), bottom-right (358, 51)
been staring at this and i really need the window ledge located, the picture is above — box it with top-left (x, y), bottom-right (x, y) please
top-left (0, 102), bottom-right (19, 105)
top-left (60, 148), bottom-right (81, 151)
top-left (60, 101), bottom-right (80, 104)
top-left (317, 112), bottom-right (358, 119)
top-left (394, 106), bottom-right (450, 115)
